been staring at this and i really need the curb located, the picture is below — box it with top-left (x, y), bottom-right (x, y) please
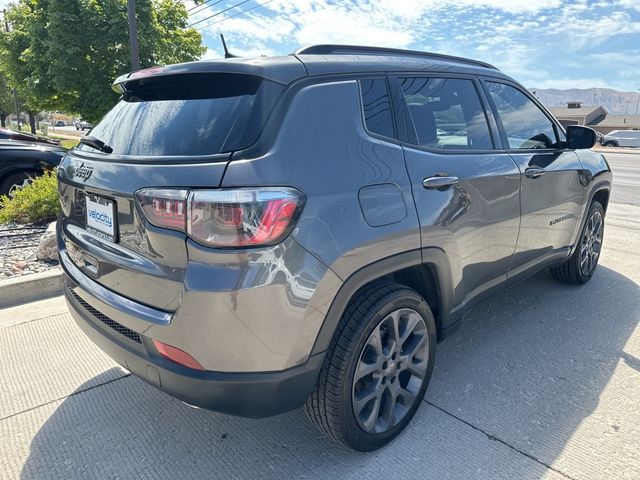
top-left (0, 268), bottom-right (64, 308)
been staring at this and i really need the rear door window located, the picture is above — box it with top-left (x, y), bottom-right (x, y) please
top-left (398, 77), bottom-right (493, 150)
top-left (78, 73), bottom-right (283, 157)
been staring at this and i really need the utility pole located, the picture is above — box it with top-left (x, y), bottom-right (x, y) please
top-left (3, 10), bottom-right (20, 130)
top-left (635, 88), bottom-right (640, 116)
top-left (592, 93), bottom-right (597, 105)
top-left (127, 0), bottom-right (140, 71)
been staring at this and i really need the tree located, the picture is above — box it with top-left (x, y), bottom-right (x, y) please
top-left (0, 0), bottom-right (69, 133)
top-left (0, 74), bottom-right (15, 128)
top-left (0, 0), bottom-right (205, 124)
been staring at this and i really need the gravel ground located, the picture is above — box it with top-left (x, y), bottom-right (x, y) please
top-left (0, 223), bottom-right (59, 278)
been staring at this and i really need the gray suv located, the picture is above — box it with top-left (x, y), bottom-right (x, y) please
top-left (57, 45), bottom-right (611, 451)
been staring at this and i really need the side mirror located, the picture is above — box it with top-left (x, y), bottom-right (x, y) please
top-left (566, 125), bottom-right (597, 150)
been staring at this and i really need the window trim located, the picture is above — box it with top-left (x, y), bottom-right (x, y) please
top-left (479, 78), bottom-right (569, 153)
top-left (357, 77), bottom-right (399, 143)
top-left (389, 73), bottom-right (500, 155)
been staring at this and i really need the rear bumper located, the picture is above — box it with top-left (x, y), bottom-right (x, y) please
top-left (64, 278), bottom-right (324, 418)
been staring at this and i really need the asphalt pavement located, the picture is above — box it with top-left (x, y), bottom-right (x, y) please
top-left (1, 152), bottom-right (639, 479)
top-left (604, 152), bottom-right (640, 206)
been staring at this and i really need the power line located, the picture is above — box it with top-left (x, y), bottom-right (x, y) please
top-left (188, 0), bottom-right (252, 28)
top-left (187, 0), bottom-right (224, 14)
top-left (194, 0), bottom-right (274, 30)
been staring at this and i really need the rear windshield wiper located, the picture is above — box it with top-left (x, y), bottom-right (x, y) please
top-left (79, 136), bottom-right (113, 154)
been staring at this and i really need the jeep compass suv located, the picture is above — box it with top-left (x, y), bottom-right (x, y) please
top-left (57, 45), bottom-right (611, 451)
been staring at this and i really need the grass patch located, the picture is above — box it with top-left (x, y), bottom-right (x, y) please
top-left (58, 138), bottom-right (79, 149)
top-left (0, 170), bottom-right (60, 224)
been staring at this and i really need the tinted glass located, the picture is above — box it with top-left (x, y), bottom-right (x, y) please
top-left (359, 79), bottom-right (395, 138)
top-left (399, 77), bottom-right (492, 150)
top-left (77, 74), bottom-right (283, 157)
top-left (487, 82), bottom-right (560, 149)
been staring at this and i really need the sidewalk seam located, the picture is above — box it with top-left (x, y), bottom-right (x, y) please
top-left (424, 400), bottom-right (578, 480)
top-left (0, 311), bottom-right (69, 331)
top-left (0, 373), bottom-right (131, 422)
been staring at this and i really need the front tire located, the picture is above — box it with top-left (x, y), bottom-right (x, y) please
top-left (305, 282), bottom-right (436, 451)
top-left (603, 141), bottom-right (618, 147)
top-left (550, 201), bottom-right (604, 284)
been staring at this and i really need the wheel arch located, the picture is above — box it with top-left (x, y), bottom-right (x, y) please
top-left (310, 248), bottom-right (454, 356)
top-left (592, 188), bottom-right (610, 213)
top-left (0, 167), bottom-right (40, 188)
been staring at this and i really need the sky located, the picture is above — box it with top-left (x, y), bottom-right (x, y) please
top-left (187, 0), bottom-right (640, 92)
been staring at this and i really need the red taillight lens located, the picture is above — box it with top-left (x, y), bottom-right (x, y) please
top-left (187, 188), bottom-right (304, 247)
top-left (135, 189), bottom-right (188, 231)
top-left (153, 339), bottom-right (205, 371)
top-left (135, 187), bottom-right (304, 248)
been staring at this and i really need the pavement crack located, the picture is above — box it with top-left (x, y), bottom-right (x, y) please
top-left (0, 373), bottom-right (131, 422)
top-left (424, 400), bottom-right (579, 480)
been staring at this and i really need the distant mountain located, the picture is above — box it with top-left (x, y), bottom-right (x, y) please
top-left (533, 88), bottom-right (640, 115)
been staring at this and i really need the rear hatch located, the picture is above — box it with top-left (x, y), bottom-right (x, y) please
top-left (58, 72), bottom-right (284, 311)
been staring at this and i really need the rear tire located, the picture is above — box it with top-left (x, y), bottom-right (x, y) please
top-left (305, 281), bottom-right (436, 451)
top-left (550, 201), bottom-right (604, 284)
top-left (0, 172), bottom-right (33, 197)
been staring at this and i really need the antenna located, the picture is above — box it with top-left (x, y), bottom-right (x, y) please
top-left (220, 34), bottom-right (238, 59)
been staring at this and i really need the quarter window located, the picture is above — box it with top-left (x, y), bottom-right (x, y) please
top-left (486, 82), bottom-right (560, 150)
top-left (359, 79), bottom-right (395, 138)
top-left (398, 77), bottom-right (493, 150)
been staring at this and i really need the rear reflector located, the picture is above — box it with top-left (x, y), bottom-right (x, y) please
top-left (153, 339), bottom-right (205, 371)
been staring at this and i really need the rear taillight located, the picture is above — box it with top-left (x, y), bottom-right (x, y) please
top-left (135, 189), bottom-right (188, 231)
top-left (135, 187), bottom-right (304, 248)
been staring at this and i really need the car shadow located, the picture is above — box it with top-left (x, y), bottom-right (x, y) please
top-left (19, 266), bottom-right (639, 479)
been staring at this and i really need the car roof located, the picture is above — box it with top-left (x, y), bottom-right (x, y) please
top-left (113, 44), bottom-right (512, 92)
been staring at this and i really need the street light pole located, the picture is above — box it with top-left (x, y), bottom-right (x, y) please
top-left (3, 10), bottom-right (20, 130)
top-left (635, 88), bottom-right (640, 116)
top-left (127, 0), bottom-right (140, 71)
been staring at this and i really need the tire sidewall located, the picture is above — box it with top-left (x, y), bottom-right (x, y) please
top-left (576, 201), bottom-right (605, 283)
top-left (339, 291), bottom-right (436, 451)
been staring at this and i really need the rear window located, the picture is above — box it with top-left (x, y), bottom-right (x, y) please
top-left (77, 73), bottom-right (283, 157)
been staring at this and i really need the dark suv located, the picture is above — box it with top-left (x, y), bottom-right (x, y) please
top-left (57, 45), bottom-right (611, 451)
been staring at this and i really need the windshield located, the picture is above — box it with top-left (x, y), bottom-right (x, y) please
top-left (77, 73), bottom-right (283, 157)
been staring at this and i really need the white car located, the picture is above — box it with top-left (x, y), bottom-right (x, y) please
top-left (603, 130), bottom-right (640, 147)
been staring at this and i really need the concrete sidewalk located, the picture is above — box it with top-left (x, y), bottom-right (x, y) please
top-left (0, 202), bottom-right (638, 480)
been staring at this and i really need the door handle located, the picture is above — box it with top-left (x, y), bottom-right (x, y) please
top-left (525, 167), bottom-right (546, 179)
top-left (422, 176), bottom-right (459, 189)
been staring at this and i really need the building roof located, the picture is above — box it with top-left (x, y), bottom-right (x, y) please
top-left (592, 115), bottom-right (640, 127)
top-left (547, 105), bottom-right (605, 118)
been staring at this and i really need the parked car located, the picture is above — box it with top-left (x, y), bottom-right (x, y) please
top-left (55, 120), bottom-right (66, 127)
top-left (0, 127), bottom-right (60, 146)
top-left (0, 140), bottom-right (66, 197)
top-left (74, 119), bottom-right (93, 131)
top-left (602, 129), bottom-right (640, 147)
top-left (57, 45), bottom-right (611, 451)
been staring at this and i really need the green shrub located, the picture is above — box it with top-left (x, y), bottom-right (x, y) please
top-left (0, 170), bottom-right (60, 224)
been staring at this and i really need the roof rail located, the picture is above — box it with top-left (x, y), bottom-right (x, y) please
top-left (293, 44), bottom-right (498, 70)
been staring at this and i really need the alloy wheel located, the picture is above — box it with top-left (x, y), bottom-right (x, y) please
top-left (8, 178), bottom-right (32, 199)
top-left (351, 308), bottom-right (429, 434)
top-left (580, 210), bottom-right (603, 276)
